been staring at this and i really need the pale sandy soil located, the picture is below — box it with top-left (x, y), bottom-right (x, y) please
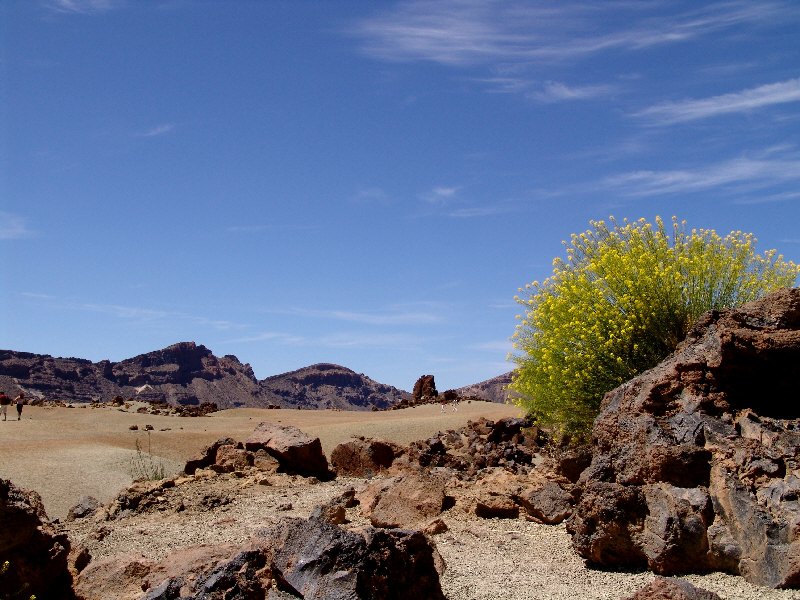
top-left (2, 402), bottom-right (797, 600)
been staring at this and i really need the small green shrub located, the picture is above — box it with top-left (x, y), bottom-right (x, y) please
top-left (129, 432), bottom-right (166, 481)
top-left (510, 216), bottom-right (799, 441)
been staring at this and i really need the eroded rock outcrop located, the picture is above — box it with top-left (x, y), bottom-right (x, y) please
top-left (569, 288), bottom-right (800, 588)
top-left (246, 422), bottom-right (331, 479)
top-left (74, 515), bottom-right (445, 600)
top-left (0, 479), bottom-right (75, 599)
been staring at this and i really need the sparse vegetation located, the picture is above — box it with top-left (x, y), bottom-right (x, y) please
top-left (510, 216), bottom-right (800, 441)
top-left (129, 432), bottom-right (167, 481)
top-left (0, 560), bottom-right (36, 600)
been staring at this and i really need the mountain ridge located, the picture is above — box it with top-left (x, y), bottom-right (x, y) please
top-left (0, 342), bottom-right (413, 411)
top-left (0, 342), bottom-right (511, 410)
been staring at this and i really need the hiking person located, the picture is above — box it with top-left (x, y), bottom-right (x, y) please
top-left (0, 391), bottom-right (9, 421)
top-left (14, 391), bottom-right (25, 420)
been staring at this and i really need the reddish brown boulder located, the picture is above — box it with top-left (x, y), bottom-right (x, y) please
top-left (569, 288), bottom-right (800, 588)
top-left (474, 494), bottom-right (519, 519)
top-left (245, 422), bottom-right (330, 479)
top-left (183, 436), bottom-right (236, 474)
top-left (330, 437), bottom-right (398, 476)
top-left (211, 444), bottom-right (253, 473)
top-left (0, 479), bottom-right (75, 599)
top-left (517, 479), bottom-right (575, 524)
top-left (622, 577), bottom-right (722, 600)
top-left (358, 471), bottom-right (446, 528)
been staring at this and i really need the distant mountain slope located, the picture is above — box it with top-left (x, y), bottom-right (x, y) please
top-left (455, 371), bottom-right (514, 403)
top-left (260, 363), bottom-right (410, 411)
top-left (0, 342), bottom-right (409, 411)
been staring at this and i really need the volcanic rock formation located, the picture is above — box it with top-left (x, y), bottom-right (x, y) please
top-left (568, 288), bottom-right (800, 588)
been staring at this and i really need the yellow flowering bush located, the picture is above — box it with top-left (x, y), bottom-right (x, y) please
top-left (510, 216), bottom-right (800, 441)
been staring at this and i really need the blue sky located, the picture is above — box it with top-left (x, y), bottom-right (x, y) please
top-left (2, 0), bottom-right (799, 392)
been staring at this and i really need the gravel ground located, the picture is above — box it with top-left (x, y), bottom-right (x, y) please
top-left (62, 473), bottom-right (800, 600)
top-left (5, 404), bottom-right (799, 599)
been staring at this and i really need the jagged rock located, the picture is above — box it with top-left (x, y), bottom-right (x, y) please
top-left (252, 448), bottom-right (281, 474)
top-left (66, 495), bottom-right (101, 521)
top-left (246, 422), bottom-right (330, 479)
top-left (310, 487), bottom-right (357, 525)
top-left (0, 479), bottom-right (75, 599)
top-left (211, 444), bottom-right (254, 473)
top-left (184, 437), bottom-right (237, 475)
top-left (474, 494), bottom-right (519, 519)
top-left (554, 445), bottom-right (593, 483)
top-left (517, 479), bottom-right (575, 524)
top-left (569, 288), bottom-right (800, 588)
top-left (263, 515), bottom-right (446, 600)
top-left (358, 471), bottom-right (447, 529)
top-left (622, 577), bottom-right (723, 600)
top-left (74, 545), bottom-right (237, 600)
top-left (330, 437), bottom-right (399, 476)
top-left (412, 374), bottom-right (438, 403)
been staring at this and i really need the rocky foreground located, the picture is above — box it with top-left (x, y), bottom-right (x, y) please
top-left (1, 288), bottom-right (798, 599)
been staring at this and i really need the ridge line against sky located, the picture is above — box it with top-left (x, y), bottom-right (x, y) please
top-left (2, 0), bottom-right (799, 391)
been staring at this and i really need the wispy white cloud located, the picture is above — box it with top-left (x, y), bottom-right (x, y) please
top-left (529, 80), bottom-right (615, 103)
top-left (24, 294), bottom-right (246, 332)
top-left (469, 340), bottom-right (512, 353)
top-left (352, 187), bottom-right (391, 205)
top-left (316, 331), bottom-right (426, 349)
top-left (634, 78), bottom-right (800, 124)
top-left (80, 302), bottom-right (170, 321)
top-left (422, 186), bottom-right (460, 204)
top-left (353, 1), bottom-right (790, 67)
top-left (47, 0), bottom-right (122, 14)
top-left (136, 123), bottom-right (176, 137)
top-left (20, 292), bottom-right (56, 300)
top-left (446, 205), bottom-right (513, 218)
top-left (0, 213), bottom-right (34, 240)
top-left (224, 331), bottom-right (306, 345)
top-left (279, 306), bottom-right (442, 326)
top-left (604, 152), bottom-right (800, 197)
top-left (733, 191), bottom-right (800, 205)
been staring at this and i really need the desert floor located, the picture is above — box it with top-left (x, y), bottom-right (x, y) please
top-left (2, 402), bottom-right (795, 600)
top-left (0, 401), bottom-right (519, 519)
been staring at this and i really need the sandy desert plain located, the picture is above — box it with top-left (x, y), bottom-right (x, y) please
top-left (1, 402), bottom-right (796, 600)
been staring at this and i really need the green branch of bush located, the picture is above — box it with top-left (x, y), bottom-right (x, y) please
top-left (510, 216), bottom-right (800, 442)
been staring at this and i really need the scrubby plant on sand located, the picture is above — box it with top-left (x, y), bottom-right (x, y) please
top-left (129, 432), bottom-right (166, 481)
top-left (510, 216), bottom-right (800, 441)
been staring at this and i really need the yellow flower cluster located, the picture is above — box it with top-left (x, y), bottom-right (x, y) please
top-left (510, 216), bottom-right (799, 440)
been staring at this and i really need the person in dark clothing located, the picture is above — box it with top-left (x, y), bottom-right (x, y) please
top-left (14, 391), bottom-right (25, 420)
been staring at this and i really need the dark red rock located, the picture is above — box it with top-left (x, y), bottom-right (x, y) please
top-left (570, 288), bottom-right (800, 588)
top-left (184, 437), bottom-right (237, 474)
top-left (245, 422), bottom-right (330, 479)
top-left (0, 479), bottom-right (75, 599)
top-left (330, 437), bottom-right (398, 476)
top-left (622, 577), bottom-right (723, 600)
top-left (263, 515), bottom-right (446, 600)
